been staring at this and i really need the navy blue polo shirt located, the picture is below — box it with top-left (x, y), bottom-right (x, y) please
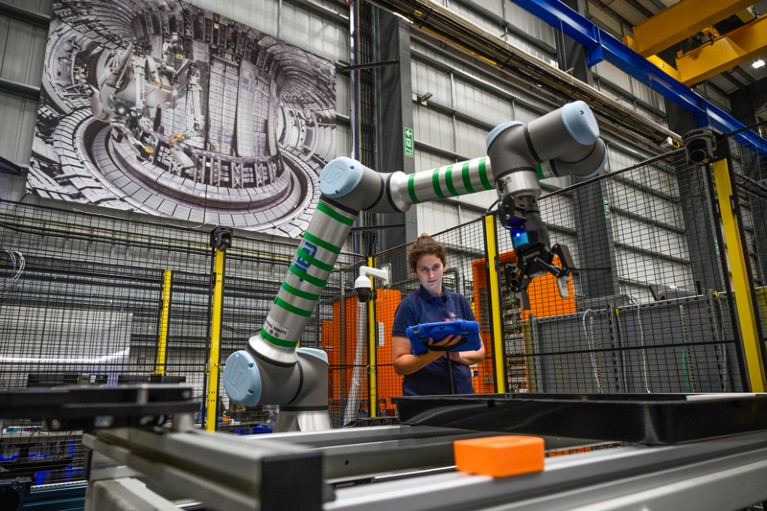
top-left (392, 286), bottom-right (477, 396)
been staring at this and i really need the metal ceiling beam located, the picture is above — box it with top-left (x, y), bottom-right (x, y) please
top-left (627, 0), bottom-right (756, 57)
top-left (512, 0), bottom-right (767, 155)
top-left (676, 14), bottom-right (767, 85)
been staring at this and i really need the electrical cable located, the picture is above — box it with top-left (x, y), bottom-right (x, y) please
top-left (626, 294), bottom-right (651, 393)
top-left (0, 249), bottom-right (25, 293)
top-left (582, 309), bottom-right (603, 393)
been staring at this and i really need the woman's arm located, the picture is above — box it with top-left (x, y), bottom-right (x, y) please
top-left (448, 340), bottom-right (485, 365)
top-left (392, 334), bottom-right (444, 375)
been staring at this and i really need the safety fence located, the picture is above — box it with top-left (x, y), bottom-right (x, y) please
top-left (503, 149), bottom-right (744, 395)
top-left (0, 202), bottom-right (211, 486)
top-left (367, 143), bottom-right (754, 400)
top-left (3, 127), bottom-right (767, 487)
top-left (725, 123), bottom-right (767, 390)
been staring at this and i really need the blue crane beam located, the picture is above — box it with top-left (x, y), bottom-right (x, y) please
top-left (512, 0), bottom-right (767, 155)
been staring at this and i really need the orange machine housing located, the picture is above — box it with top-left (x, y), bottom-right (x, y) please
top-left (472, 250), bottom-right (575, 392)
top-left (321, 289), bottom-right (402, 419)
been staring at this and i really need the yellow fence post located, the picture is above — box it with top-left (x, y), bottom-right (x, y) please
top-left (484, 214), bottom-right (507, 394)
top-left (155, 269), bottom-right (172, 377)
top-left (712, 158), bottom-right (766, 392)
top-left (206, 227), bottom-right (232, 431)
top-left (367, 256), bottom-right (378, 418)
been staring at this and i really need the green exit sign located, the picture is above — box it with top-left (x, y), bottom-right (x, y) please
top-left (404, 127), bottom-right (413, 157)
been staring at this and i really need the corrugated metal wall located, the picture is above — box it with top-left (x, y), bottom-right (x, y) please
top-left (0, 0), bottom-right (715, 298)
top-left (403, 1), bottom-right (692, 305)
top-left (0, 0), bottom-right (51, 164)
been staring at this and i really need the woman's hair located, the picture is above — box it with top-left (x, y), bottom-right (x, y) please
top-left (407, 234), bottom-right (447, 272)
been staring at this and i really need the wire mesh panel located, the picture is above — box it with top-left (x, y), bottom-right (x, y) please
top-left (0, 200), bottom-right (211, 485)
top-left (372, 246), bottom-right (408, 412)
top-left (725, 124), bottom-right (767, 380)
top-left (218, 237), bottom-right (293, 433)
top-left (497, 151), bottom-right (744, 395)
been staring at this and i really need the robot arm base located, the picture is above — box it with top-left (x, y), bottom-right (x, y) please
top-left (223, 347), bottom-right (332, 432)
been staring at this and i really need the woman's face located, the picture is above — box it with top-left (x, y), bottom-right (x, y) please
top-left (416, 254), bottom-right (444, 296)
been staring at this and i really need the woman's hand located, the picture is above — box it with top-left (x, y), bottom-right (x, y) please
top-left (426, 334), bottom-right (463, 351)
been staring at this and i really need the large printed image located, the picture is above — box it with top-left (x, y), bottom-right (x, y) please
top-left (30, 1), bottom-right (336, 236)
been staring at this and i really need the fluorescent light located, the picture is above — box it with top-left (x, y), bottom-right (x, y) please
top-left (753, 58), bottom-right (766, 69)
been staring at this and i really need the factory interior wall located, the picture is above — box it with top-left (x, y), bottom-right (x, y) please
top-left (2, 0), bottom-right (767, 492)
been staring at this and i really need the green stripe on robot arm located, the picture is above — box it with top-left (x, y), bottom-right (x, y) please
top-left (407, 173), bottom-right (419, 204)
top-left (261, 327), bottom-right (298, 348)
top-left (275, 297), bottom-right (313, 317)
top-left (445, 164), bottom-right (459, 196)
top-left (288, 265), bottom-right (327, 288)
top-left (303, 232), bottom-right (341, 255)
top-left (281, 281), bottom-right (320, 301)
top-left (317, 202), bottom-right (354, 226)
top-left (461, 160), bottom-right (475, 193)
top-left (432, 168), bottom-right (446, 199)
top-left (478, 157), bottom-right (492, 190)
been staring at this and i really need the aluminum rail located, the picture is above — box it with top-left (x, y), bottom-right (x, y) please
top-left (84, 424), bottom-right (767, 510)
top-left (328, 429), bottom-right (767, 510)
top-left (83, 424), bottom-right (598, 510)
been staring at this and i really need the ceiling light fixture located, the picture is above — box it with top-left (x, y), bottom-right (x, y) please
top-left (753, 58), bottom-right (766, 69)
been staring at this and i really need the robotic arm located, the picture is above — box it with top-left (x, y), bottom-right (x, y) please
top-left (223, 101), bottom-right (606, 431)
top-left (487, 101), bottom-right (606, 307)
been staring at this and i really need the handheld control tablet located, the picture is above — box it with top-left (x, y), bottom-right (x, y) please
top-left (405, 320), bottom-right (481, 355)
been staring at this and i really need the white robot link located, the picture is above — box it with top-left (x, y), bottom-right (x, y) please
top-left (223, 101), bottom-right (608, 432)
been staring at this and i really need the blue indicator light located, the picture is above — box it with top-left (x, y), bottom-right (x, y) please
top-left (511, 229), bottom-right (529, 248)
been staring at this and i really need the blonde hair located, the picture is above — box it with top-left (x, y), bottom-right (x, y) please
top-left (407, 234), bottom-right (447, 272)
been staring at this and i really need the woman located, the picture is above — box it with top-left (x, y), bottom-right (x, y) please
top-left (391, 234), bottom-right (485, 395)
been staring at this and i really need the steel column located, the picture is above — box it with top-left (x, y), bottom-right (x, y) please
top-left (484, 214), bottom-right (506, 394)
top-left (206, 248), bottom-right (226, 430)
top-left (155, 269), bottom-right (172, 376)
top-left (712, 158), bottom-right (766, 392)
top-left (367, 255), bottom-right (378, 418)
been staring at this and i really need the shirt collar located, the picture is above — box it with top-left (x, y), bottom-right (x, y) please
top-left (417, 285), bottom-right (446, 302)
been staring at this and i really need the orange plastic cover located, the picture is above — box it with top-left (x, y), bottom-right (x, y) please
top-left (454, 435), bottom-right (545, 478)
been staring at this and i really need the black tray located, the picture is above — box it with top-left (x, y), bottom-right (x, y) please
top-left (0, 385), bottom-right (199, 431)
top-left (396, 393), bottom-right (767, 444)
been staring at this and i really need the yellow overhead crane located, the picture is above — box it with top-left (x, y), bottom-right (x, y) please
top-left (623, 0), bottom-right (767, 86)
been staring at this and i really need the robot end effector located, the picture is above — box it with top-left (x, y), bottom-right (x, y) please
top-left (486, 101), bottom-right (607, 307)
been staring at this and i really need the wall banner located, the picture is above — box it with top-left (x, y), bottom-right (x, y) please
top-left (30, 1), bottom-right (336, 237)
